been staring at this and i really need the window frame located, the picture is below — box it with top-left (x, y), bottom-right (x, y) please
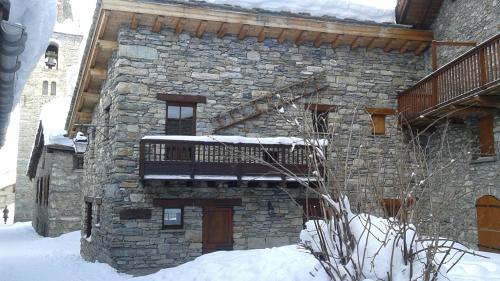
top-left (165, 102), bottom-right (197, 136)
top-left (162, 207), bottom-right (184, 229)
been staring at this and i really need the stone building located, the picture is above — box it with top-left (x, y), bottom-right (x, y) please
top-left (396, 0), bottom-right (500, 250)
top-left (0, 183), bottom-right (15, 211)
top-left (64, 0), bottom-right (437, 274)
top-left (25, 97), bottom-right (83, 237)
top-left (14, 0), bottom-right (83, 222)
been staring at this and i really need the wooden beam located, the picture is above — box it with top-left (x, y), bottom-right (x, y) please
top-left (97, 10), bottom-right (109, 39)
top-left (217, 22), bottom-right (228, 38)
top-left (313, 32), bottom-right (324, 48)
top-left (350, 36), bottom-right (360, 49)
top-left (152, 15), bottom-right (164, 33)
top-left (434, 40), bottom-right (476, 47)
top-left (473, 96), bottom-right (500, 109)
top-left (130, 13), bottom-right (138, 29)
top-left (331, 34), bottom-right (341, 48)
top-left (365, 108), bottom-right (396, 115)
top-left (195, 20), bottom-right (207, 38)
top-left (174, 18), bottom-right (185, 34)
top-left (153, 198), bottom-right (243, 207)
top-left (448, 105), bottom-right (497, 118)
top-left (366, 37), bottom-right (377, 52)
top-left (90, 68), bottom-right (107, 80)
top-left (157, 93), bottom-right (207, 103)
top-left (383, 39), bottom-right (394, 52)
top-left (237, 24), bottom-right (249, 40)
top-left (76, 112), bottom-right (93, 123)
top-left (414, 42), bottom-right (429, 55)
top-left (277, 29), bottom-right (287, 44)
top-left (257, 27), bottom-right (266, 43)
top-left (97, 40), bottom-right (118, 51)
top-left (295, 30), bottom-right (307, 46)
top-left (399, 40), bottom-right (411, 53)
top-left (83, 92), bottom-right (100, 105)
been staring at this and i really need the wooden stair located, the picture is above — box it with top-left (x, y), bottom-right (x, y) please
top-left (212, 72), bottom-right (328, 133)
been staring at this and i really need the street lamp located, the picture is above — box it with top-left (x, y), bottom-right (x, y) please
top-left (73, 131), bottom-right (88, 154)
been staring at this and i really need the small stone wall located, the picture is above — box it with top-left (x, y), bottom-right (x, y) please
top-left (32, 146), bottom-right (83, 237)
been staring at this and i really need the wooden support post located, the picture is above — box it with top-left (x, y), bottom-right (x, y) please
top-left (175, 18), bottom-right (185, 34)
top-left (431, 40), bottom-right (438, 70)
top-left (152, 15), bottom-right (164, 33)
top-left (313, 33), bottom-right (324, 48)
top-left (130, 13), bottom-right (138, 29)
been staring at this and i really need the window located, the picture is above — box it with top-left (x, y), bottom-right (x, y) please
top-left (166, 103), bottom-right (196, 135)
top-left (305, 104), bottom-right (335, 134)
top-left (73, 155), bottom-right (84, 169)
top-left (365, 108), bottom-right (396, 135)
top-left (44, 43), bottom-right (58, 69)
top-left (42, 81), bottom-right (48, 95)
top-left (479, 114), bottom-right (495, 156)
top-left (85, 202), bottom-right (93, 238)
top-left (50, 82), bottom-right (56, 96)
top-left (162, 208), bottom-right (183, 229)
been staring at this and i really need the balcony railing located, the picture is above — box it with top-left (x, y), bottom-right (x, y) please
top-left (398, 34), bottom-right (500, 121)
top-left (139, 136), bottom-right (321, 181)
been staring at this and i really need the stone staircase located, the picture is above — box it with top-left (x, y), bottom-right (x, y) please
top-left (212, 72), bottom-right (328, 133)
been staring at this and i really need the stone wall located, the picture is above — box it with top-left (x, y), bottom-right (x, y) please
top-left (428, 0), bottom-right (499, 68)
top-left (32, 146), bottom-right (83, 237)
top-left (79, 25), bottom-right (427, 274)
top-left (14, 32), bottom-right (82, 222)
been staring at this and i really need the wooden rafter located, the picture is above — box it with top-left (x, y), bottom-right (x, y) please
top-left (195, 20), bottom-right (207, 38)
top-left (237, 24), bottom-right (249, 40)
top-left (257, 27), bottom-right (266, 43)
top-left (295, 30), bottom-right (307, 46)
top-left (414, 42), bottom-right (429, 55)
top-left (174, 18), bottom-right (185, 34)
top-left (331, 34), bottom-right (341, 48)
top-left (97, 40), bottom-right (118, 51)
top-left (383, 39), bottom-right (394, 52)
top-left (351, 36), bottom-right (360, 49)
top-left (130, 13), bottom-right (138, 29)
top-left (217, 22), bottom-right (227, 38)
top-left (366, 37), bottom-right (377, 51)
top-left (313, 32), bottom-right (324, 48)
top-left (277, 29), bottom-right (287, 44)
top-left (152, 15), bottom-right (164, 33)
top-left (90, 68), bottom-right (107, 80)
top-left (399, 40), bottom-right (410, 53)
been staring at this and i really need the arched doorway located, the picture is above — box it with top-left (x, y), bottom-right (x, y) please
top-left (476, 195), bottom-right (500, 253)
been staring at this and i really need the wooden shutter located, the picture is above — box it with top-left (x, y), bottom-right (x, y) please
top-left (479, 115), bottom-right (495, 156)
top-left (372, 114), bottom-right (386, 135)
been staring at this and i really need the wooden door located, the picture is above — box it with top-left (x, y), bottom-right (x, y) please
top-left (476, 195), bottom-right (500, 253)
top-left (202, 206), bottom-right (233, 254)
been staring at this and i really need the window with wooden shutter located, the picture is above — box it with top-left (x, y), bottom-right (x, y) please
top-left (304, 104), bottom-right (336, 134)
top-left (479, 115), bottom-right (495, 156)
top-left (366, 108), bottom-right (396, 135)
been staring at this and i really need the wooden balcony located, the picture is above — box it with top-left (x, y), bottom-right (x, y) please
top-left (398, 34), bottom-right (500, 124)
top-left (139, 136), bottom-right (320, 181)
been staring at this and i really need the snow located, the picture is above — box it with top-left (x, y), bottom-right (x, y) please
top-left (9, 0), bottom-right (57, 106)
top-left (179, 0), bottom-right (397, 23)
top-left (0, 222), bottom-right (499, 281)
top-left (143, 135), bottom-right (327, 146)
top-left (39, 97), bottom-right (74, 146)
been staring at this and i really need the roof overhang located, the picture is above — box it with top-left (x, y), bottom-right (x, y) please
top-left (66, 0), bottom-right (434, 136)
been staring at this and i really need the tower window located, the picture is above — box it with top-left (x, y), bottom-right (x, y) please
top-left (50, 82), bottom-right (56, 96)
top-left (42, 81), bottom-right (48, 95)
top-left (45, 43), bottom-right (58, 69)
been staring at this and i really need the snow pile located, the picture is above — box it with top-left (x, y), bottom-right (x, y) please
top-left (39, 97), bottom-right (73, 147)
top-left (0, 222), bottom-right (499, 281)
top-left (143, 135), bottom-right (327, 146)
top-left (179, 0), bottom-right (397, 23)
top-left (300, 197), bottom-right (444, 281)
top-left (9, 0), bottom-right (57, 106)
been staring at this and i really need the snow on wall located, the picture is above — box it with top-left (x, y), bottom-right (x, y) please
top-left (179, 0), bottom-right (397, 23)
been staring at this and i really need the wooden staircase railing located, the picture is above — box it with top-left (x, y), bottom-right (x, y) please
top-left (212, 71), bottom-right (328, 132)
top-left (398, 34), bottom-right (500, 122)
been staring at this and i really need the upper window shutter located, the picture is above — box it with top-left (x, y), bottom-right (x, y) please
top-left (479, 115), bottom-right (495, 156)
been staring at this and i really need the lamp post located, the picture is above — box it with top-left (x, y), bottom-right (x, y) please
top-left (73, 131), bottom-right (88, 154)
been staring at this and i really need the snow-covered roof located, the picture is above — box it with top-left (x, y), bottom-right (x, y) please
top-left (175, 0), bottom-right (397, 24)
top-left (39, 97), bottom-right (74, 147)
top-left (142, 135), bottom-right (327, 146)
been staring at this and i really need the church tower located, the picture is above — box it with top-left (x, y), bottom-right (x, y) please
top-left (14, 0), bottom-right (83, 222)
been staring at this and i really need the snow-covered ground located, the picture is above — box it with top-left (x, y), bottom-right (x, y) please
top-left (0, 222), bottom-right (499, 281)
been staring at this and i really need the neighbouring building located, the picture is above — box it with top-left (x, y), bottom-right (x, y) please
top-left (26, 97), bottom-right (83, 237)
top-left (396, 0), bottom-right (499, 251)
top-left (14, 0), bottom-right (83, 222)
top-left (0, 183), bottom-right (15, 210)
top-left (64, 0), bottom-right (438, 274)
